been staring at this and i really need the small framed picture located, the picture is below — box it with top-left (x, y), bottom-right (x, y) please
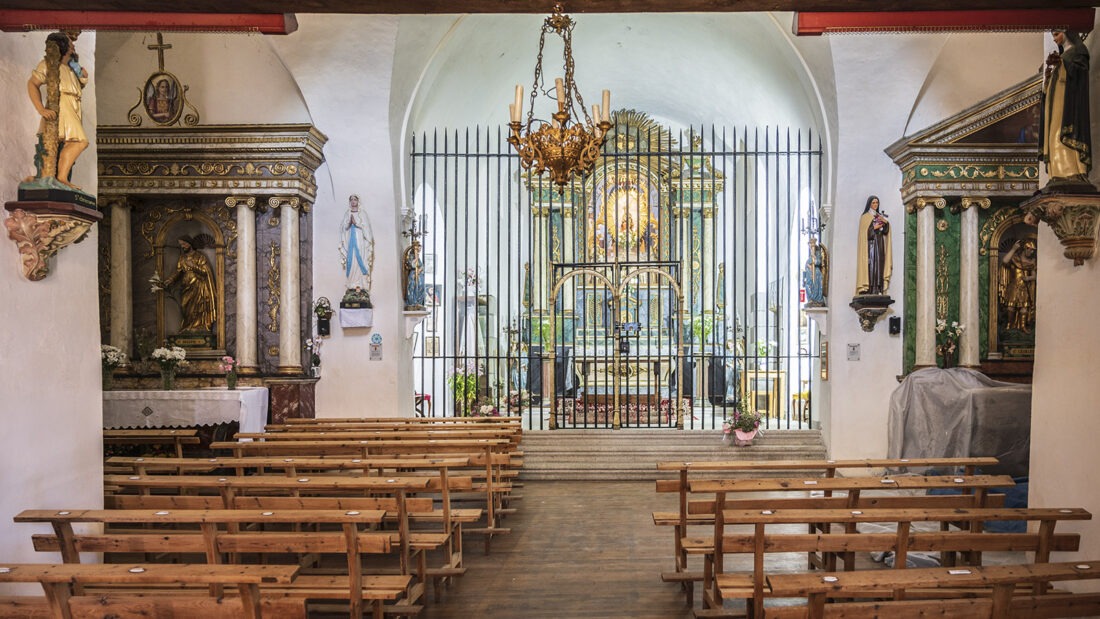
top-left (424, 253), bottom-right (436, 276)
top-left (427, 284), bottom-right (442, 306)
top-left (424, 336), bottom-right (440, 358)
top-left (143, 72), bottom-right (184, 125)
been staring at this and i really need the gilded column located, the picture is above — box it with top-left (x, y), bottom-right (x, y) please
top-left (958, 197), bottom-right (989, 367)
top-left (107, 197), bottom-right (132, 357)
top-left (271, 196), bottom-right (302, 374)
top-left (911, 197), bottom-right (945, 367)
top-left (227, 196), bottom-right (258, 372)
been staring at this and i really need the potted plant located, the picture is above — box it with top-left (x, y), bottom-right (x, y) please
top-left (447, 361), bottom-right (481, 417)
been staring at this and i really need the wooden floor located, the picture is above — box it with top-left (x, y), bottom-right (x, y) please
top-left (421, 480), bottom-right (694, 619)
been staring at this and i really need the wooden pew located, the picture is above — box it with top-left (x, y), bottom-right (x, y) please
top-left (16, 509), bottom-right (414, 619)
top-left (208, 439), bottom-right (517, 552)
top-left (764, 560), bottom-right (1100, 619)
top-left (103, 428), bottom-right (201, 458)
top-left (703, 506), bottom-right (1090, 618)
top-left (655, 458), bottom-right (1000, 579)
top-left (0, 562), bottom-right (304, 619)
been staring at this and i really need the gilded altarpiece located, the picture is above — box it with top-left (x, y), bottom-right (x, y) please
top-left (97, 124), bottom-right (326, 384)
top-left (524, 111), bottom-right (724, 427)
top-left (890, 77), bottom-right (1040, 380)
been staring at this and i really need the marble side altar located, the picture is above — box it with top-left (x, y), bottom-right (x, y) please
top-left (103, 387), bottom-right (269, 434)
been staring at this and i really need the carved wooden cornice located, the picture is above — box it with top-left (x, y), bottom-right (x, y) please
top-left (97, 124), bottom-right (328, 204)
top-left (886, 77), bottom-right (1041, 203)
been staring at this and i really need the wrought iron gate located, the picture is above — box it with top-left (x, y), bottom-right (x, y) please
top-left (408, 111), bottom-right (823, 430)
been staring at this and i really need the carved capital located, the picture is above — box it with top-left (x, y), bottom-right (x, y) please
top-left (225, 196), bottom-right (257, 210)
top-left (1022, 192), bottom-right (1100, 266)
top-left (3, 202), bottom-right (103, 281)
top-left (907, 196), bottom-right (946, 214)
top-left (267, 196), bottom-right (301, 212)
top-left (101, 196), bottom-right (131, 211)
top-left (956, 196), bottom-right (991, 213)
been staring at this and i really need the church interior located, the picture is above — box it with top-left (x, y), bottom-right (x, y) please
top-left (3, 2), bottom-right (1100, 616)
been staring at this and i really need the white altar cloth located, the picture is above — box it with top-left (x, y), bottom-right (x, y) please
top-left (103, 388), bottom-right (268, 434)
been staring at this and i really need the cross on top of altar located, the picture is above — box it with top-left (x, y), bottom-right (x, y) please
top-left (147, 33), bottom-right (172, 72)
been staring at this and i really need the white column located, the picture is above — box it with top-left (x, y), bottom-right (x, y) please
top-left (107, 197), bottom-right (132, 358)
top-left (227, 196), bottom-right (258, 372)
top-left (958, 197), bottom-right (989, 368)
top-left (913, 197), bottom-right (945, 367)
top-left (560, 202), bottom-right (575, 314)
top-left (532, 204), bottom-right (550, 315)
top-left (702, 206), bottom-right (715, 313)
top-left (272, 197), bottom-right (302, 374)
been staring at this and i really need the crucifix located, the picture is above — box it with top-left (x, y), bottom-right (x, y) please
top-left (147, 32), bottom-right (171, 72)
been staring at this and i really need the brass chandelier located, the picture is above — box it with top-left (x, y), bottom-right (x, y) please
top-left (508, 5), bottom-right (611, 193)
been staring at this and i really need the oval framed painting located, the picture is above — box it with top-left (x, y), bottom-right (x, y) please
top-left (143, 72), bottom-right (183, 125)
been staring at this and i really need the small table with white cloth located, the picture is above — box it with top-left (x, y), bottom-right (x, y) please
top-left (103, 387), bottom-right (269, 435)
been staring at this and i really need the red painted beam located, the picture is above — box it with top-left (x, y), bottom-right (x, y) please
top-left (0, 10), bottom-right (297, 34)
top-left (795, 9), bottom-right (1095, 36)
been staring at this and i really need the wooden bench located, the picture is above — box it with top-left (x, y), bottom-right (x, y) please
top-left (662, 472), bottom-right (1013, 604)
top-left (655, 458), bottom-right (1000, 579)
top-left (0, 562), bottom-right (304, 619)
top-left (764, 560), bottom-right (1100, 618)
top-left (103, 428), bottom-right (202, 458)
top-left (16, 508), bottom-right (416, 619)
top-left (703, 506), bottom-right (1090, 618)
top-left (208, 439), bottom-right (518, 552)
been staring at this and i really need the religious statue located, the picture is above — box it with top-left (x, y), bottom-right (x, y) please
top-left (802, 236), bottom-right (829, 307)
top-left (26, 31), bottom-right (89, 190)
top-left (855, 195), bottom-right (891, 296)
top-left (339, 194), bottom-right (375, 300)
top-left (1039, 29), bottom-right (1092, 190)
top-left (153, 234), bottom-right (217, 334)
top-left (999, 238), bottom-right (1038, 334)
top-left (403, 238), bottom-right (427, 310)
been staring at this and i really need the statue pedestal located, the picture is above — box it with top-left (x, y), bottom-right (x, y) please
top-left (850, 295), bottom-right (894, 332)
top-left (1022, 190), bottom-right (1100, 266)
top-left (4, 200), bottom-right (102, 281)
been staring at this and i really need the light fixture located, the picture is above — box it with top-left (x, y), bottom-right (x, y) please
top-left (508, 4), bottom-right (611, 194)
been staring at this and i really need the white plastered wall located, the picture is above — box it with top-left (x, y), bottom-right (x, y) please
top-left (1027, 21), bottom-right (1100, 589)
top-left (0, 32), bottom-right (104, 589)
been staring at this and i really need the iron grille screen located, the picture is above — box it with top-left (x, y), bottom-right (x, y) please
top-left (409, 114), bottom-right (823, 431)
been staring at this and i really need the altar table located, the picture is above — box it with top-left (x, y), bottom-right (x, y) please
top-left (103, 388), bottom-right (268, 434)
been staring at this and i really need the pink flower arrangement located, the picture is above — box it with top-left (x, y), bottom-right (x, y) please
top-left (219, 355), bottom-right (238, 374)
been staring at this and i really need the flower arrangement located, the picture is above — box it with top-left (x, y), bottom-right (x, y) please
top-left (935, 319), bottom-right (964, 368)
top-left (505, 389), bottom-right (531, 411)
top-left (305, 337), bottom-right (322, 367)
top-left (101, 345), bottom-right (127, 390)
top-left (461, 267), bottom-right (481, 288)
top-left (219, 355), bottom-right (239, 389)
top-left (447, 360), bottom-right (482, 417)
top-left (151, 345), bottom-right (187, 390)
top-left (477, 403), bottom-right (500, 417)
top-left (313, 297), bottom-right (334, 319)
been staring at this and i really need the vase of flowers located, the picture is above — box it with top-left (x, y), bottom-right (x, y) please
top-left (935, 319), bottom-right (964, 368)
top-left (305, 337), bottom-right (322, 377)
top-left (151, 345), bottom-right (187, 390)
top-left (219, 355), bottom-right (239, 389)
top-left (447, 360), bottom-right (481, 417)
top-left (100, 345), bottom-right (127, 391)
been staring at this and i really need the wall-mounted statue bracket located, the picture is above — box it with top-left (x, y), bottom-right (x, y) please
top-left (3, 201), bottom-right (102, 281)
top-left (1022, 191), bottom-right (1100, 266)
top-left (850, 294), bottom-right (894, 332)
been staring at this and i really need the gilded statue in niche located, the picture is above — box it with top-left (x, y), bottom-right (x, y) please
top-left (150, 225), bottom-right (221, 349)
top-left (999, 236), bottom-right (1037, 334)
top-left (988, 218), bottom-right (1038, 358)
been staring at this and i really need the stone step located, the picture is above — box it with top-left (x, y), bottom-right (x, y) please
top-left (517, 429), bottom-right (826, 481)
